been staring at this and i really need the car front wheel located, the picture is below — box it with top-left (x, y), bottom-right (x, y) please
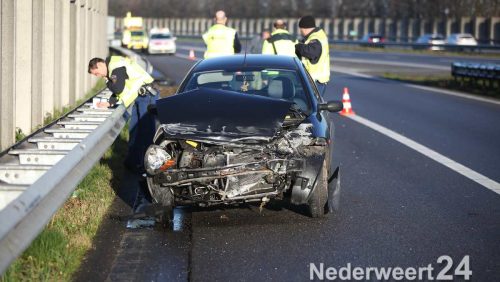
top-left (146, 176), bottom-right (174, 229)
top-left (308, 159), bottom-right (328, 218)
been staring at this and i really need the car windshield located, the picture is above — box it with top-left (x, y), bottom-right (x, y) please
top-left (131, 31), bottom-right (144, 36)
top-left (151, 33), bottom-right (172, 39)
top-left (183, 69), bottom-right (311, 112)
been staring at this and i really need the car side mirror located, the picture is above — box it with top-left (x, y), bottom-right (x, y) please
top-left (147, 104), bottom-right (158, 115)
top-left (318, 101), bottom-right (343, 112)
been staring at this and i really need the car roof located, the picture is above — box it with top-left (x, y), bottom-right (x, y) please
top-left (193, 55), bottom-right (300, 72)
top-left (150, 27), bottom-right (171, 34)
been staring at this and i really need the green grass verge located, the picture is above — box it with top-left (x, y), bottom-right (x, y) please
top-left (382, 73), bottom-right (500, 99)
top-left (1, 116), bottom-right (129, 281)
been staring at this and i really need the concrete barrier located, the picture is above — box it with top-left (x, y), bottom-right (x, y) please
top-left (116, 16), bottom-right (500, 45)
top-left (0, 0), bottom-right (108, 151)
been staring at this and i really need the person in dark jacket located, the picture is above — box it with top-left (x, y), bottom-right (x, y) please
top-left (295, 15), bottom-right (330, 97)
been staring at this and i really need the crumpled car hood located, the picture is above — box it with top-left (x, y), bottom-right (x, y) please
top-left (156, 87), bottom-right (293, 140)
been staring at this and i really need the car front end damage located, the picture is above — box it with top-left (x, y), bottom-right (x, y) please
top-left (145, 122), bottom-right (327, 207)
top-left (143, 87), bottom-right (340, 220)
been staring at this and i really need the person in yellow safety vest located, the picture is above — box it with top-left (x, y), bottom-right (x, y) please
top-left (202, 10), bottom-right (242, 59)
top-left (295, 15), bottom-right (330, 97)
top-left (88, 56), bottom-right (158, 174)
top-left (262, 19), bottom-right (298, 56)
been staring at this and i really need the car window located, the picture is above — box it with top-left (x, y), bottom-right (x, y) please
top-left (131, 31), bottom-right (144, 36)
top-left (151, 34), bottom-right (172, 39)
top-left (184, 69), bottom-right (311, 112)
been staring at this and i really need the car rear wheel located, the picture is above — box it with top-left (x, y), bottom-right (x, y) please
top-left (308, 159), bottom-right (328, 218)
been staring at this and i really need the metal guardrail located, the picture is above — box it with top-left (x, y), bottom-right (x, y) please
top-left (332, 40), bottom-right (500, 53)
top-left (0, 46), bottom-right (151, 274)
top-left (451, 62), bottom-right (500, 86)
top-left (0, 92), bottom-right (128, 273)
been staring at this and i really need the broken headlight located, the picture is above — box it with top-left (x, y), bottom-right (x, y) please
top-left (144, 145), bottom-right (175, 175)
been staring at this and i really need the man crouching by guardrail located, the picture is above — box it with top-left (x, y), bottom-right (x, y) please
top-left (88, 56), bottom-right (159, 218)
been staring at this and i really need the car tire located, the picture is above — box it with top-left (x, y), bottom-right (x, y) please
top-left (146, 176), bottom-right (174, 229)
top-left (308, 158), bottom-right (328, 218)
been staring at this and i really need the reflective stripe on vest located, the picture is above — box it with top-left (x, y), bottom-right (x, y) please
top-left (202, 24), bottom-right (237, 58)
top-left (108, 56), bottom-right (154, 107)
top-left (262, 29), bottom-right (298, 57)
top-left (301, 29), bottom-right (330, 83)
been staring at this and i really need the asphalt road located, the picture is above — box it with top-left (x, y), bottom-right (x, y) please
top-left (76, 51), bottom-right (500, 281)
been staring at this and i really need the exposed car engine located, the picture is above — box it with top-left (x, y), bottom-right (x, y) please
top-left (145, 123), bottom-right (324, 206)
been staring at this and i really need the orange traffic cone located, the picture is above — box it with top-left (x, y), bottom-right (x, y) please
top-left (188, 49), bottom-right (196, 60)
top-left (339, 87), bottom-right (355, 116)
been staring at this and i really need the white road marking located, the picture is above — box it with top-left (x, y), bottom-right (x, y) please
top-left (333, 67), bottom-right (500, 106)
top-left (348, 114), bottom-right (500, 195)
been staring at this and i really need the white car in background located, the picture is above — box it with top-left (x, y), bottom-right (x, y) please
top-left (446, 33), bottom-right (478, 46)
top-left (148, 28), bottom-right (176, 55)
top-left (415, 34), bottom-right (446, 51)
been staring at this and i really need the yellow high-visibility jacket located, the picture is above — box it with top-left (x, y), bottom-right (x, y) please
top-left (202, 24), bottom-right (237, 58)
top-left (262, 29), bottom-right (298, 57)
top-left (107, 56), bottom-right (153, 107)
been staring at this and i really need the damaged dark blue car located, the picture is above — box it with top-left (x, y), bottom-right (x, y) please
top-left (144, 55), bottom-right (342, 224)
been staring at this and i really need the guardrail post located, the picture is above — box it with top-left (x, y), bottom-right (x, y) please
top-left (181, 18), bottom-right (187, 36)
top-left (1, 0), bottom-right (15, 150)
top-left (85, 1), bottom-right (93, 93)
top-left (383, 19), bottom-right (392, 40)
top-left (193, 18), bottom-right (200, 36)
top-left (461, 17), bottom-right (472, 34)
top-left (333, 18), bottom-right (340, 40)
top-left (374, 18), bottom-right (382, 35)
top-left (474, 17), bottom-right (487, 44)
top-left (240, 18), bottom-right (247, 38)
top-left (31, 0), bottom-right (44, 127)
top-left (234, 19), bottom-right (240, 37)
top-left (353, 18), bottom-right (362, 40)
top-left (342, 18), bottom-right (352, 39)
top-left (489, 17), bottom-right (500, 45)
top-left (14, 0), bottom-right (33, 134)
top-left (57, 0), bottom-right (71, 108)
top-left (362, 18), bottom-right (370, 37)
top-left (264, 18), bottom-right (271, 32)
top-left (70, 0), bottom-right (82, 104)
top-left (256, 18), bottom-right (263, 34)
top-left (53, 0), bottom-right (64, 111)
top-left (248, 19), bottom-right (255, 36)
top-left (398, 19), bottom-right (405, 42)
top-left (174, 18), bottom-right (180, 35)
top-left (288, 18), bottom-right (297, 38)
top-left (407, 19), bottom-right (415, 42)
